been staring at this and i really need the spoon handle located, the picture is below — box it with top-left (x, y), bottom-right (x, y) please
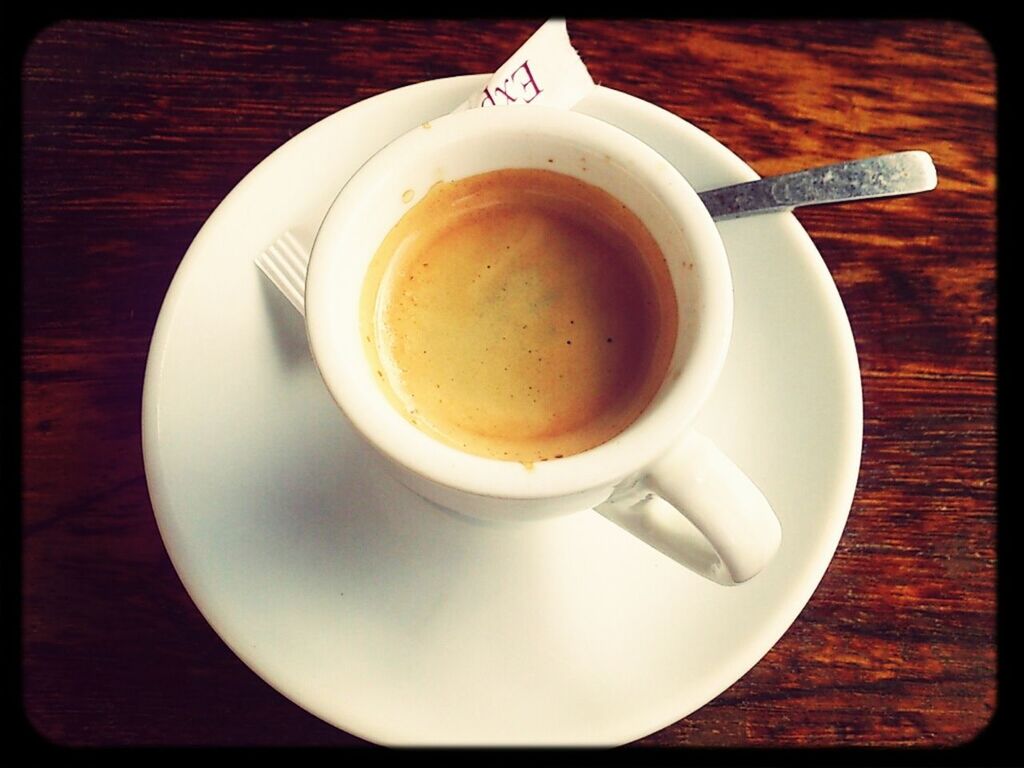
top-left (698, 150), bottom-right (937, 221)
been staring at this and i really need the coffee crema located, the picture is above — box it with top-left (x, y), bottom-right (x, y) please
top-left (359, 168), bottom-right (678, 464)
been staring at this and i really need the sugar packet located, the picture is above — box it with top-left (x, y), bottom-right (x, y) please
top-left (451, 19), bottom-right (595, 113)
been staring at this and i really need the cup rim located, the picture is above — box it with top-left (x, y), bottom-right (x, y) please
top-left (305, 106), bottom-right (733, 501)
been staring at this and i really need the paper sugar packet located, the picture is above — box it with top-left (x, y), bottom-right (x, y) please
top-left (451, 19), bottom-right (595, 113)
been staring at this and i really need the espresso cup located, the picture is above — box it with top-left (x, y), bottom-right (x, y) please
top-left (305, 106), bottom-right (781, 585)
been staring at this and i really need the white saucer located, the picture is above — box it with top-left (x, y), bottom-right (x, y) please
top-left (142, 75), bottom-right (863, 747)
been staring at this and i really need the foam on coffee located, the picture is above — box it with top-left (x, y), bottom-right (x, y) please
top-left (360, 168), bottom-right (677, 464)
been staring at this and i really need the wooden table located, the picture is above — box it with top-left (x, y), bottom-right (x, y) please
top-left (21, 20), bottom-right (997, 749)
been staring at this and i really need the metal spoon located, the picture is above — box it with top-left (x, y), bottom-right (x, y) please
top-left (257, 151), bottom-right (937, 316)
top-left (698, 150), bottom-right (937, 221)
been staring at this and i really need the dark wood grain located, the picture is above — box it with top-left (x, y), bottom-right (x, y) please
top-left (20, 20), bottom-right (997, 749)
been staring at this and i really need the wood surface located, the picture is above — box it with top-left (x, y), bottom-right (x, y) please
top-left (20, 19), bottom-right (998, 750)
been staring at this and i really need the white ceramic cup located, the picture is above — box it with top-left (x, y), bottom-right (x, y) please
top-left (305, 106), bottom-right (781, 585)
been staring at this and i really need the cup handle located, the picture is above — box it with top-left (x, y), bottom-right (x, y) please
top-left (595, 430), bottom-right (781, 585)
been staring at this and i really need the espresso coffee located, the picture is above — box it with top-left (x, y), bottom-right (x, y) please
top-left (359, 168), bottom-right (677, 464)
